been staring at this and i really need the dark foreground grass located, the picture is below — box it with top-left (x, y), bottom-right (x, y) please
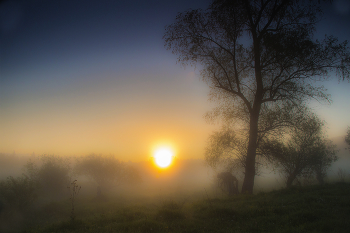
top-left (23, 183), bottom-right (350, 233)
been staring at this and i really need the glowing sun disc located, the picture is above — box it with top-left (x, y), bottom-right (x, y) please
top-left (154, 148), bottom-right (173, 168)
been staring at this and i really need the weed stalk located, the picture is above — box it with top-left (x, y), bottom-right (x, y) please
top-left (67, 180), bottom-right (81, 221)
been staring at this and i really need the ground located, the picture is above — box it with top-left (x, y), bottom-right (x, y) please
top-left (5, 182), bottom-right (349, 233)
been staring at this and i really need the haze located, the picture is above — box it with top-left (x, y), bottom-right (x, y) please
top-left (1, 0), bottom-right (350, 160)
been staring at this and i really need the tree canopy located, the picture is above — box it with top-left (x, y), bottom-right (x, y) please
top-left (164, 0), bottom-right (350, 193)
top-left (24, 155), bottom-right (71, 198)
top-left (74, 154), bottom-right (141, 198)
top-left (261, 113), bottom-right (338, 187)
top-left (75, 154), bottom-right (123, 193)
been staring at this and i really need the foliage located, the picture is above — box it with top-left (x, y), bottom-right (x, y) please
top-left (204, 105), bottom-right (310, 176)
top-left (205, 127), bottom-right (246, 173)
top-left (24, 158), bottom-right (38, 181)
top-left (0, 175), bottom-right (37, 210)
top-left (312, 139), bottom-right (339, 184)
top-left (23, 155), bottom-right (71, 199)
top-left (24, 155), bottom-right (71, 197)
top-left (346, 127), bottom-right (350, 151)
top-left (261, 114), bottom-right (338, 187)
top-left (75, 154), bottom-right (126, 197)
top-left (164, 0), bottom-right (350, 193)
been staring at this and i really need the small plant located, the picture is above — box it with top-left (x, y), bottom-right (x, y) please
top-left (67, 180), bottom-right (81, 221)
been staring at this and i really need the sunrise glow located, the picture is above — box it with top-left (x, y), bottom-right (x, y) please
top-left (154, 147), bottom-right (174, 168)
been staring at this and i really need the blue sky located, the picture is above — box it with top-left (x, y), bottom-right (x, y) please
top-left (0, 0), bottom-right (349, 161)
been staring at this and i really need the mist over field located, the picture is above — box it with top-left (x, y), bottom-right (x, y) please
top-left (0, 134), bottom-right (349, 232)
top-left (1, 134), bottom-right (349, 197)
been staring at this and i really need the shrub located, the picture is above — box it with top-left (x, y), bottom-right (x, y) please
top-left (0, 175), bottom-right (37, 210)
top-left (24, 155), bottom-right (71, 198)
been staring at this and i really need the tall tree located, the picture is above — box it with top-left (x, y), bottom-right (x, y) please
top-left (164, 0), bottom-right (350, 193)
top-left (205, 103), bottom-right (309, 175)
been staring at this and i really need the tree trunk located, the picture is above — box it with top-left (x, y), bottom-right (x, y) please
top-left (241, 27), bottom-right (263, 194)
top-left (241, 109), bottom-right (260, 194)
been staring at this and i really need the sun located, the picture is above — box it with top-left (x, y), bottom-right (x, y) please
top-left (154, 147), bottom-right (173, 168)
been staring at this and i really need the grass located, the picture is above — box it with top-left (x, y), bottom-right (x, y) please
top-left (19, 183), bottom-right (350, 232)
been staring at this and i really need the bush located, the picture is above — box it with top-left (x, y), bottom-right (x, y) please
top-left (0, 175), bottom-right (37, 210)
top-left (24, 155), bottom-right (71, 198)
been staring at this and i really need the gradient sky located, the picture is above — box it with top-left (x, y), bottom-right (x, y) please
top-left (1, 0), bottom-right (349, 161)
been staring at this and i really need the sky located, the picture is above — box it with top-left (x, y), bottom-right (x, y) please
top-left (1, 0), bottom-right (349, 162)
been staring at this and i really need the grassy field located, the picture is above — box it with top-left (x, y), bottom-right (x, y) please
top-left (9, 182), bottom-right (350, 233)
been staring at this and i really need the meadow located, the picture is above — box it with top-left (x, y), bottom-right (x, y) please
top-left (5, 182), bottom-right (349, 233)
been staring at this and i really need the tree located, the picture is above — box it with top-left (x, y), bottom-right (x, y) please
top-left (164, 0), bottom-right (350, 193)
top-left (261, 114), bottom-right (338, 187)
top-left (205, 105), bottom-right (311, 180)
top-left (24, 155), bottom-right (71, 198)
top-left (312, 139), bottom-right (338, 184)
top-left (345, 127), bottom-right (350, 151)
top-left (205, 127), bottom-right (247, 174)
top-left (75, 154), bottom-right (126, 198)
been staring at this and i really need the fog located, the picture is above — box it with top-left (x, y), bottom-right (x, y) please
top-left (0, 153), bottom-right (218, 232)
top-left (1, 136), bottom-right (349, 197)
top-left (1, 136), bottom-right (349, 193)
top-left (0, 135), bottom-right (349, 232)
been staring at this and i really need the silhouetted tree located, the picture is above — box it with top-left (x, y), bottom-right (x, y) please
top-left (164, 0), bottom-right (350, 193)
top-left (205, 105), bottom-right (307, 181)
top-left (75, 154), bottom-right (125, 199)
top-left (24, 155), bottom-right (71, 198)
top-left (313, 139), bottom-right (338, 185)
top-left (205, 127), bottom-right (246, 174)
top-left (261, 114), bottom-right (337, 187)
top-left (345, 127), bottom-right (350, 151)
